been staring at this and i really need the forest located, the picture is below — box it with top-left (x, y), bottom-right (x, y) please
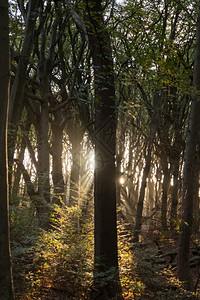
top-left (1, 0), bottom-right (200, 299)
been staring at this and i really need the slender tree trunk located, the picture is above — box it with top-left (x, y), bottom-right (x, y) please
top-left (36, 104), bottom-right (50, 229)
top-left (8, 0), bottom-right (39, 185)
top-left (37, 61), bottom-right (53, 204)
top-left (37, 15), bottom-right (59, 205)
top-left (177, 1), bottom-right (200, 290)
top-left (69, 134), bottom-right (82, 206)
top-left (160, 155), bottom-right (170, 230)
top-left (51, 122), bottom-right (65, 205)
top-left (170, 155), bottom-right (179, 228)
top-left (116, 111), bottom-right (125, 205)
top-left (8, 0), bottom-right (39, 124)
top-left (0, 1), bottom-right (14, 297)
top-left (12, 116), bottom-right (31, 199)
top-left (134, 142), bottom-right (152, 242)
top-left (38, 101), bottom-right (50, 202)
top-left (12, 139), bottom-right (26, 198)
top-left (147, 178), bottom-right (156, 231)
top-left (192, 160), bottom-right (200, 233)
top-left (85, 1), bottom-right (121, 298)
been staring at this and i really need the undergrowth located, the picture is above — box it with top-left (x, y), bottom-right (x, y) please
top-left (10, 199), bottom-right (200, 299)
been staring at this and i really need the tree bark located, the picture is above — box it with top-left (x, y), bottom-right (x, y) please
top-left (160, 155), bottom-right (170, 231)
top-left (9, 0), bottom-right (39, 124)
top-left (177, 1), bottom-right (200, 290)
top-left (51, 121), bottom-right (65, 205)
top-left (0, 1), bottom-right (14, 298)
top-left (69, 137), bottom-right (82, 206)
top-left (116, 109), bottom-right (126, 205)
top-left (12, 116), bottom-right (31, 199)
top-left (8, 0), bottom-right (39, 183)
top-left (38, 100), bottom-right (50, 202)
top-left (170, 155), bottom-right (179, 228)
top-left (36, 13), bottom-right (59, 205)
top-left (134, 140), bottom-right (153, 242)
top-left (14, 159), bottom-right (50, 229)
top-left (84, 1), bottom-right (121, 298)
top-left (192, 153), bottom-right (200, 233)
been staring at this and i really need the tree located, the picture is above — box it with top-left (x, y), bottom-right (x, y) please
top-left (177, 1), bottom-right (200, 290)
top-left (113, 0), bottom-right (192, 232)
top-left (84, 0), bottom-right (122, 298)
top-left (8, 0), bottom-right (39, 183)
top-left (0, 0), bottom-right (14, 298)
top-left (134, 124), bottom-right (155, 242)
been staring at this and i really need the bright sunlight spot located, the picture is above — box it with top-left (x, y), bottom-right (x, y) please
top-left (119, 176), bottom-right (125, 185)
top-left (89, 151), bottom-right (95, 172)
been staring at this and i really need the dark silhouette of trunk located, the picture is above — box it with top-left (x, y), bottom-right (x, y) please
top-left (22, 104), bottom-right (50, 229)
top-left (0, 1), bottom-right (14, 297)
top-left (160, 155), bottom-right (170, 230)
top-left (65, 99), bottom-right (85, 207)
top-left (146, 178), bottom-right (156, 231)
top-left (12, 137), bottom-right (26, 198)
top-left (8, 0), bottom-right (39, 185)
top-left (85, 1), bottom-right (122, 298)
top-left (192, 159), bottom-right (200, 233)
top-left (155, 162), bottom-right (162, 209)
top-left (134, 141), bottom-right (153, 242)
top-left (37, 10), bottom-right (60, 204)
top-left (116, 110), bottom-right (126, 205)
top-left (170, 155), bottom-right (179, 228)
top-left (12, 116), bottom-right (31, 200)
top-left (68, 132), bottom-right (83, 206)
top-left (15, 160), bottom-right (50, 229)
top-left (177, 1), bottom-right (200, 290)
top-left (37, 95), bottom-right (50, 204)
top-left (51, 121), bottom-right (65, 205)
top-left (34, 110), bottom-right (51, 227)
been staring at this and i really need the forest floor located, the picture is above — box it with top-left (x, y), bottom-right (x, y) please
top-left (13, 228), bottom-right (200, 299)
top-left (130, 230), bottom-right (200, 299)
top-left (11, 204), bottom-right (200, 299)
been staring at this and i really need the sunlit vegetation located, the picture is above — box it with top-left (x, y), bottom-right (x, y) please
top-left (11, 197), bottom-right (200, 299)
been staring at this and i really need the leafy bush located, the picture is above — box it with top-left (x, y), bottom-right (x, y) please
top-left (30, 203), bottom-right (94, 298)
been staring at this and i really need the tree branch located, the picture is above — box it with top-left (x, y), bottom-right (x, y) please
top-left (64, 0), bottom-right (88, 42)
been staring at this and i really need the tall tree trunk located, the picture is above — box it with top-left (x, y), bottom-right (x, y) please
top-left (65, 102), bottom-right (85, 207)
top-left (160, 155), bottom-right (170, 231)
top-left (8, 0), bottom-right (39, 183)
top-left (0, 1), bottom-right (14, 297)
top-left (38, 101), bottom-right (50, 202)
top-left (85, 1), bottom-right (121, 298)
top-left (35, 104), bottom-right (50, 229)
top-left (116, 110), bottom-right (125, 205)
top-left (177, 1), bottom-right (200, 290)
top-left (12, 116), bottom-right (31, 200)
top-left (170, 155), bottom-right (179, 228)
top-left (8, 0), bottom-right (39, 124)
top-left (67, 122), bottom-right (84, 207)
top-left (14, 159), bottom-right (52, 230)
top-left (134, 141), bottom-right (152, 242)
top-left (192, 160), bottom-right (200, 233)
top-left (51, 122), bottom-right (65, 205)
top-left (37, 14), bottom-right (59, 205)
top-left (69, 137), bottom-right (82, 206)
